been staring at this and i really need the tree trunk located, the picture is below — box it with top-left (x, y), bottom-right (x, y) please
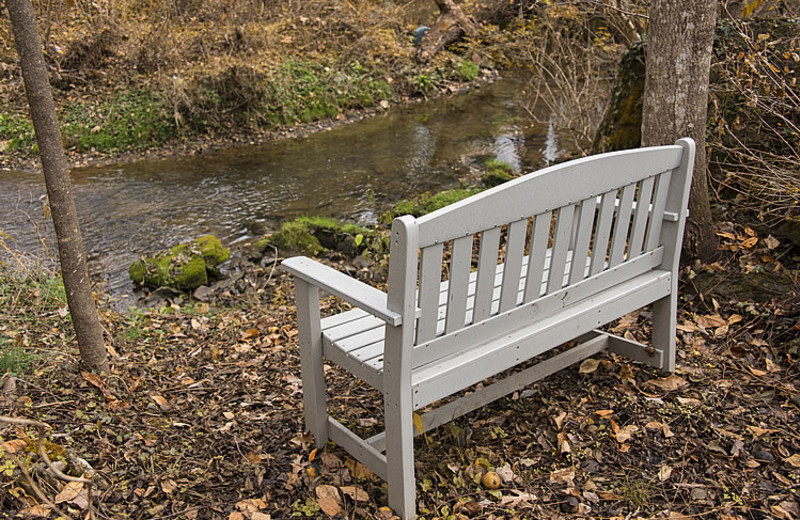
top-left (7, 0), bottom-right (109, 372)
top-left (641, 0), bottom-right (719, 262)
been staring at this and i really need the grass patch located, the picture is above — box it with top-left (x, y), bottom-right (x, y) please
top-left (0, 338), bottom-right (36, 375)
top-left (0, 112), bottom-right (37, 155)
top-left (61, 91), bottom-right (176, 153)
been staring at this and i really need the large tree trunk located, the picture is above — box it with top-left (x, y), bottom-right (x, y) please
top-left (7, 0), bottom-right (109, 372)
top-left (641, 0), bottom-right (720, 262)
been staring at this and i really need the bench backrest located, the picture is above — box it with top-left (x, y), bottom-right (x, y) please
top-left (385, 139), bottom-right (695, 370)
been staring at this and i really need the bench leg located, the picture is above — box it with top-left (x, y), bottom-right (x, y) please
top-left (652, 293), bottom-right (677, 374)
top-left (295, 279), bottom-right (329, 448)
top-left (384, 388), bottom-right (416, 520)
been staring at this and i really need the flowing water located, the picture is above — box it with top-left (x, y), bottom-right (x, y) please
top-left (0, 74), bottom-right (572, 298)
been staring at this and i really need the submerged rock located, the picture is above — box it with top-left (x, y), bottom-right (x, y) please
top-left (129, 235), bottom-right (231, 291)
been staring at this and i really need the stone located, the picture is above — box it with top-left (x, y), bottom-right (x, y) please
top-left (129, 235), bottom-right (231, 291)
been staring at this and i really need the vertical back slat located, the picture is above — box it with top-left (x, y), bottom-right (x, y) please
top-left (628, 176), bottom-right (655, 258)
top-left (499, 219), bottom-right (528, 312)
top-left (444, 235), bottom-right (473, 334)
top-left (473, 227), bottom-right (501, 323)
top-left (524, 211), bottom-right (551, 301)
top-left (645, 170), bottom-right (673, 251)
top-left (568, 198), bottom-right (596, 285)
top-left (590, 190), bottom-right (616, 276)
top-left (609, 184), bottom-right (635, 267)
top-left (546, 205), bottom-right (575, 294)
top-left (416, 243), bottom-right (444, 344)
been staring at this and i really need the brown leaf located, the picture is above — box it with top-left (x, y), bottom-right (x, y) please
top-left (2, 439), bottom-right (27, 453)
top-left (696, 314), bottom-right (727, 328)
top-left (765, 235), bottom-right (780, 249)
top-left (648, 375), bottom-right (689, 392)
top-left (316, 485), bottom-right (342, 516)
top-left (785, 454), bottom-right (800, 468)
top-left (747, 425), bottom-right (778, 438)
top-left (340, 486), bottom-right (368, 502)
top-left (160, 479), bottom-right (178, 494)
top-left (151, 394), bottom-right (171, 411)
top-left (658, 464), bottom-right (672, 482)
top-left (613, 425), bottom-right (639, 443)
top-left (55, 481), bottom-right (83, 504)
top-left (579, 358), bottom-right (601, 374)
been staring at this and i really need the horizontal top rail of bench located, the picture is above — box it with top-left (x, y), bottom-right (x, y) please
top-left (414, 144), bottom-right (684, 248)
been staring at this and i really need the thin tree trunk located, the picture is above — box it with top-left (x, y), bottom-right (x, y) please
top-left (641, 0), bottom-right (719, 262)
top-left (7, 0), bottom-right (109, 372)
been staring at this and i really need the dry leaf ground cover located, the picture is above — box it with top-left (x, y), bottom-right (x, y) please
top-left (1, 222), bottom-right (799, 519)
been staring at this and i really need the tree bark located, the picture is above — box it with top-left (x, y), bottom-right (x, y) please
top-left (416, 0), bottom-right (478, 63)
top-left (641, 0), bottom-right (719, 262)
top-left (7, 0), bottom-right (109, 372)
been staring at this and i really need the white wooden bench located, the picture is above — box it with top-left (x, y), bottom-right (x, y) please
top-left (282, 138), bottom-right (695, 519)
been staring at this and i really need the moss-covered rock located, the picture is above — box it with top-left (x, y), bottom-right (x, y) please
top-left (380, 188), bottom-right (481, 224)
top-left (129, 235), bottom-right (231, 291)
top-left (267, 216), bottom-right (387, 257)
top-left (482, 158), bottom-right (517, 187)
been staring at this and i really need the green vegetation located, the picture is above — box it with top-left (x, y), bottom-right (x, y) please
top-left (0, 112), bottom-right (36, 154)
top-left (381, 188), bottom-right (481, 224)
top-left (268, 216), bottom-right (386, 257)
top-left (0, 92), bottom-right (175, 157)
top-left (60, 91), bottom-right (175, 153)
top-left (482, 158), bottom-right (517, 187)
top-left (129, 235), bottom-right (230, 290)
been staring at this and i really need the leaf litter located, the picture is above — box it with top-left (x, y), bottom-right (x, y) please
top-left (1, 224), bottom-right (799, 519)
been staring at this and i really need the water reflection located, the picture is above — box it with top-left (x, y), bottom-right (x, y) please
top-left (1, 74), bottom-right (573, 296)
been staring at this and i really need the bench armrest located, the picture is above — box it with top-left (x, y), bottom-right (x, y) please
top-left (282, 256), bottom-right (402, 326)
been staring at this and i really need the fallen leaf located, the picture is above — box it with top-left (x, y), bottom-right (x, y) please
top-left (785, 454), bottom-right (800, 468)
top-left (676, 397), bottom-right (701, 407)
top-left (579, 358), bottom-right (601, 374)
top-left (748, 366), bottom-right (768, 377)
top-left (340, 486), bottom-right (368, 502)
top-left (648, 375), bottom-right (689, 392)
top-left (228, 513), bottom-right (245, 520)
top-left (55, 481), bottom-right (84, 504)
top-left (595, 409), bottom-right (614, 418)
top-left (696, 314), bottom-right (727, 328)
top-left (549, 468), bottom-right (575, 487)
top-left (553, 410), bottom-right (567, 430)
top-left (316, 485), bottom-right (342, 516)
top-left (747, 425), bottom-right (778, 438)
top-left (499, 489), bottom-right (537, 507)
top-left (2, 439), bottom-right (27, 453)
top-left (20, 505), bottom-right (51, 517)
top-left (765, 358), bottom-right (781, 373)
top-left (658, 464), bottom-right (672, 482)
top-left (764, 235), bottom-right (780, 249)
top-left (160, 479), bottom-right (177, 494)
top-left (413, 412), bottom-right (424, 435)
top-left (236, 498), bottom-right (268, 512)
top-left (151, 394), bottom-right (171, 411)
top-left (613, 424), bottom-right (639, 443)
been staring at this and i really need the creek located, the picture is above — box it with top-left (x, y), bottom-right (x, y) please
top-left (0, 74), bottom-right (573, 299)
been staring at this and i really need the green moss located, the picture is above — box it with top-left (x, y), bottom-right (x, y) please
top-left (268, 216), bottom-right (386, 257)
top-left (129, 235), bottom-right (230, 290)
top-left (482, 158), bottom-right (517, 187)
top-left (381, 188), bottom-right (481, 224)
